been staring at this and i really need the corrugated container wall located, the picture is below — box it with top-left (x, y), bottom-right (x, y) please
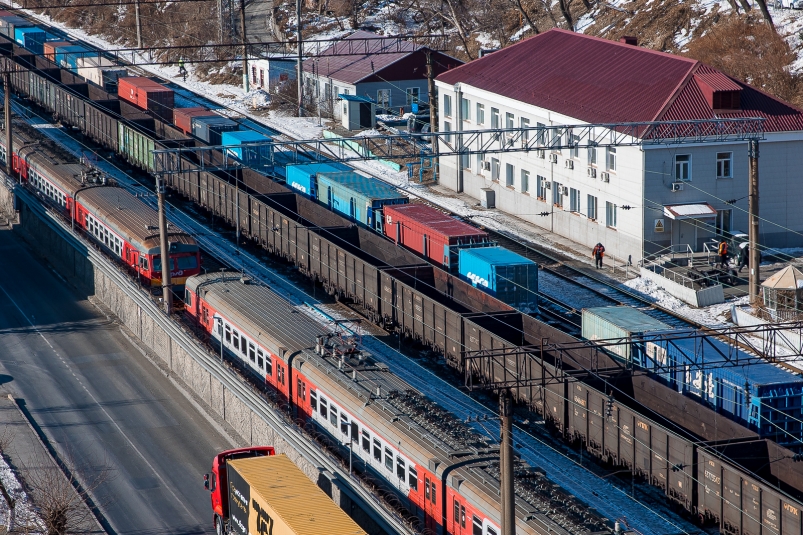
top-left (44, 40), bottom-right (71, 62)
top-left (458, 246), bottom-right (538, 311)
top-left (285, 162), bottom-right (349, 197)
top-left (221, 130), bottom-right (271, 169)
top-left (117, 77), bottom-right (175, 123)
top-left (191, 115), bottom-right (239, 145)
top-left (173, 107), bottom-right (215, 135)
top-left (383, 203), bottom-right (490, 269)
top-left (581, 306), bottom-right (671, 362)
top-left (315, 171), bottom-right (408, 231)
top-left (0, 16), bottom-right (31, 38)
top-left (226, 455), bottom-right (367, 535)
top-left (14, 27), bottom-right (46, 54)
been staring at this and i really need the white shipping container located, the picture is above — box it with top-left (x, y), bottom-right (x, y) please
top-left (77, 66), bottom-right (127, 90)
top-left (75, 55), bottom-right (117, 69)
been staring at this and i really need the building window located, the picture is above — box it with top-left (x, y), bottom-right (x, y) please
top-left (537, 175), bottom-right (547, 200)
top-left (505, 163), bottom-right (514, 187)
top-left (587, 194), bottom-right (598, 220)
top-left (461, 97), bottom-right (470, 121)
top-left (443, 94), bottom-right (452, 117)
top-left (521, 169), bottom-right (530, 193)
top-left (716, 209), bottom-right (732, 235)
top-left (551, 129), bottom-right (561, 152)
top-left (571, 134), bottom-right (580, 159)
top-left (570, 188), bottom-right (580, 212)
top-left (675, 154), bottom-right (691, 181)
top-left (588, 145), bottom-right (597, 166)
top-left (491, 107), bottom-right (500, 129)
top-left (717, 152), bottom-right (732, 179)
top-left (520, 117), bottom-right (530, 142)
top-left (536, 122), bottom-right (546, 146)
top-left (377, 89), bottom-right (390, 109)
top-left (607, 147), bottom-right (617, 171)
top-left (491, 158), bottom-right (500, 181)
top-left (505, 112), bottom-right (514, 129)
top-left (476, 103), bottom-right (485, 125)
top-left (476, 153), bottom-right (483, 173)
top-left (553, 182), bottom-right (563, 207)
top-left (606, 201), bottom-right (617, 228)
top-left (406, 87), bottom-right (420, 105)
top-left (461, 153), bottom-right (470, 169)
top-left (443, 121), bottom-right (451, 143)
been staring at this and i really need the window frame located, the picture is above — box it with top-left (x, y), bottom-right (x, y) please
top-left (587, 194), bottom-right (598, 221)
top-left (476, 103), bottom-right (485, 125)
top-left (461, 97), bottom-right (471, 121)
top-left (443, 94), bottom-right (452, 117)
top-left (606, 201), bottom-right (618, 228)
top-left (607, 147), bottom-right (617, 171)
top-left (569, 187), bottom-right (580, 212)
top-left (505, 163), bottom-right (515, 188)
top-left (716, 152), bottom-right (733, 179)
top-left (521, 169), bottom-right (530, 193)
top-left (406, 87), bottom-right (420, 105)
top-left (674, 154), bottom-right (691, 181)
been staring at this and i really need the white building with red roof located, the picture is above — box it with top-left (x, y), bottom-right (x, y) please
top-left (435, 29), bottom-right (803, 263)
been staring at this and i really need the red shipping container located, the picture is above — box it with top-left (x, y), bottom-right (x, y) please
top-left (383, 204), bottom-right (489, 268)
top-left (173, 107), bottom-right (216, 135)
top-left (117, 77), bottom-right (174, 122)
top-left (44, 40), bottom-right (72, 62)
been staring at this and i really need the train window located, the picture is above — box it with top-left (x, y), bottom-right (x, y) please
top-left (330, 407), bottom-right (338, 427)
top-left (224, 324), bottom-right (231, 343)
top-left (232, 331), bottom-right (239, 350)
top-left (362, 430), bottom-right (370, 453)
top-left (177, 255), bottom-right (198, 269)
top-left (278, 366), bottom-right (285, 385)
top-left (425, 477), bottom-right (430, 500)
top-left (240, 335), bottom-right (247, 355)
top-left (264, 354), bottom-right (272, 376)
top-left (184, 290), bottom-right (192, 306)
top-left (486, 527), bottom-right (497, 535)
top-left (461, 506), bottom-right (466, 528)
top-left (384, 448), bottom-right (393, 471)
top-left (373, 439), bottom-right (381, 462)
top-left (141, 256), bottom-right (149, 271)
top-left (319, 398), bottom-right (328, 418)
top-left (430, 482), bottom-right (436, 504)
top-left (249, 343), bottom-right (256, 363)
top-left (340, 414), bottom-right (349, 436)
top-left (454, 500), bottom-right (459, 523)
top-left (409, 467), bottom-right (418, 491)
top-left (310, 390), bottom-right (317, 411)
top-left (302, 382), bottom-right (306, 401)
top-left (297, 378), bottom-right (302, 399)
top-left (473, 516), bottom-right (482, 535)
top-left (396, 457), bottom-right (405, 480)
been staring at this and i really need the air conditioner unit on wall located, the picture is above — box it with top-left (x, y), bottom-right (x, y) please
top-left (560, 186), bottom-right (569, 196)
top-left (600, 172), bottom-right (610, 183)
top-left (536, 150), bottom-right (545, 159)
top-left (671, 182), bottom-right (684, 192)
top-left (588, 168), bottom-right (597, 178)
top-left (565, 160), bottom-right (574, 170)
top-left (482, 161), bottom-right (491, 171)
top-left (549, 154), bottom-right (558, 164)
top-left (545, 181), bottom-right (551, 189)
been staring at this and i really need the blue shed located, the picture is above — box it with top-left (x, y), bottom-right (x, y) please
top-left (285, 162), bottom-right (350, 198)
top-left (315, 171), bottom-right (407, 231)
top-left (458, 246), bottom-right (538, 311)
top-left (14, 27), bottom-right (46, 55)
top-left (221, 130), bottom-right (272, 170)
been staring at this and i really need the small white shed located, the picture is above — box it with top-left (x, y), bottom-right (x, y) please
top-left (339, 94), bottom-right (376, 131)
top-left (249, 56), bottom-right (296, 92)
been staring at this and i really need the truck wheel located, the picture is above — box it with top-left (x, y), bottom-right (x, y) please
top-left (215, 515), bottom-right (224, 535)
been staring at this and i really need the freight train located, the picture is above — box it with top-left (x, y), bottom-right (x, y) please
top-left (3, 14), bottom-right (803, 534)
top-left (8, 120), bottom-right (201, 285)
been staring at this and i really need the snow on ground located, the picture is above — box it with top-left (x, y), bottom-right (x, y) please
top-left (0, 452), bottom-right (39, 533)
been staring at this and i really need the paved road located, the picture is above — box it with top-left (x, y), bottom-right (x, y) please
top-left (0, 223), bottom-right (236, 535)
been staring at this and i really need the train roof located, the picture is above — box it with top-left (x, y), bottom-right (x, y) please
top-left (186, 273), bottom-right (327, 357)
top-left (75, 186), bottom-right (197, 254)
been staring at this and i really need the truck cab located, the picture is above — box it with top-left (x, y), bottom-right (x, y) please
top-left (204, 446), bottom-right (275, 534)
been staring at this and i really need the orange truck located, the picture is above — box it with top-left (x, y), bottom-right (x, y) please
top-left (204, 447), bottom-right (367, 535)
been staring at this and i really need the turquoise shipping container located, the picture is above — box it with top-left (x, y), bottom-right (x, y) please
top-left (315, 171), bottom-right (407, 231)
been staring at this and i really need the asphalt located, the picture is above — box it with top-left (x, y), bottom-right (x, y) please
top-left (0, 223), bottom-right (237, 535)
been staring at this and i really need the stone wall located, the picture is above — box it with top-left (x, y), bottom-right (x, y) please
top-left (1, 186), bottom-right (383, 534)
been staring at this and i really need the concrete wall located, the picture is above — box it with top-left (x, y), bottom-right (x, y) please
top-left (0, 186), bottom-right (384, 535)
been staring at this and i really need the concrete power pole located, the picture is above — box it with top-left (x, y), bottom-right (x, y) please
top-left (156, 176), bottom-right (173, 314)
top-left (296, 0), bottom-right (303, 117)
top-left (134, 0), bottom-right (142, 49)
top-left (240, 0), bottom-right (249, 93)
top-left (748, 139), bottom-right (760, 305)
top-left (218, 0), bottom-right (224, 43)
top-left (426, 51), bottom-right (438, 180)
top-left (455, 83), bottom-right (463, 193)
top-left (4, 71), bottom-right (11, 178)
top-left (500, 389), bottom-right (515, 535)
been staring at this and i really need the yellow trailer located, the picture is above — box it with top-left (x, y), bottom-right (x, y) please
top-left (226, 454), bottom-right (367, 535)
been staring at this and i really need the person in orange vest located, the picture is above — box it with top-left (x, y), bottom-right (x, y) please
top-left (592, 242), bottom-right (605, 269)
top-left (718, 239), bottom-right (729, 269)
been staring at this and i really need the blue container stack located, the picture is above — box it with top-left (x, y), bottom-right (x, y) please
top-left (458, 246), bottom-right (538, 311)
top-left (315, 171), bottom-right (407, 231)
top-left (285, 162), bottom-right (350, 197)
top-left (191, 115), bottom-right (239, 145)
top-left (221, 130), bottom-right (272, 169)
top-left (14, 27), bottom-right (46, 54)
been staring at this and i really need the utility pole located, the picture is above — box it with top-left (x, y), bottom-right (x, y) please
top-left (748, 139), bottom-right (760, 304)
top-left (296, 0), bottom-right (303, 117)
top-left (500, 389), bottom-right (515, 535)
top-left (426, 51), bottom-right (437, 179)
top-left (218, 0), bottom-right (224, 43)
top-left (134, 0), bottom-right (142, 49)
top-left (239, 0), bottom-right (249, 93)
top-left (4, 71), bottom-right (11, 178)
top-left (455, 83), bottom-right (463, 192)
top-left (156, 176), bottom-right (173, 314)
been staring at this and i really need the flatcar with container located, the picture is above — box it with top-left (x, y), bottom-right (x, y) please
top-left (458, 246), bottom-right (538, 311)
top-left (315, 171), bottom-right (408, 232)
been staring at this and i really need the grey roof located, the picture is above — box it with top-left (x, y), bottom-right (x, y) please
top-left (76, 186), bottom-right (196, 254)
top-left (302, 30), bottom-right (420, 85)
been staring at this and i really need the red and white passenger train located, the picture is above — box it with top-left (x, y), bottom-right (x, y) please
top-left (184, 273), bottom-right (612, 535)
top-left (2, 125), bottom-right (201, 286)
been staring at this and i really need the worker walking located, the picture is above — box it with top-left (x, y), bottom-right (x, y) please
top-left (738, 243), bottom-right (749, 273)
top-left (592, 242), bottom-right (605, 269)
top-left (178, 57), bottom-right (187, 81)
top-left (718, 239), bottom-right (729, 269)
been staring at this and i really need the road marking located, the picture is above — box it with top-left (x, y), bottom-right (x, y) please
top-left (0, 283), bottom-right (197, 523)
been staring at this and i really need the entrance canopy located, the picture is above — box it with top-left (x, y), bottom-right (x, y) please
top-left (663, 203), bottom-right (717, 220)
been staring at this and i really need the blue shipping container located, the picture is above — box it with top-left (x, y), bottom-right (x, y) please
top-left (315, 171), bottom-right (407, 231)
top-left (458, 246), bottom-right (538, 311)
top-left (285, 162), bottom-right (349, 197)
top-left (55, 45), bottom-right (89, 70)
top-left (191, 115), bottom-right (239, 145)
top-left (14, 27), bottom-right (46, 55)
top-left (221, 130), bottom-right (271, 169)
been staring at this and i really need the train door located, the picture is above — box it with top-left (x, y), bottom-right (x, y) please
top-left (452, 498), bottom-right (467, 534)
top-left (423, 476), bottom-right (438, 532)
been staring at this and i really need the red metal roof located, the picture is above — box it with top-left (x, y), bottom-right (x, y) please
top-left (386, 204), bottom-right (487, 238)
top-left (437, 29), bottom-right (803, 133)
